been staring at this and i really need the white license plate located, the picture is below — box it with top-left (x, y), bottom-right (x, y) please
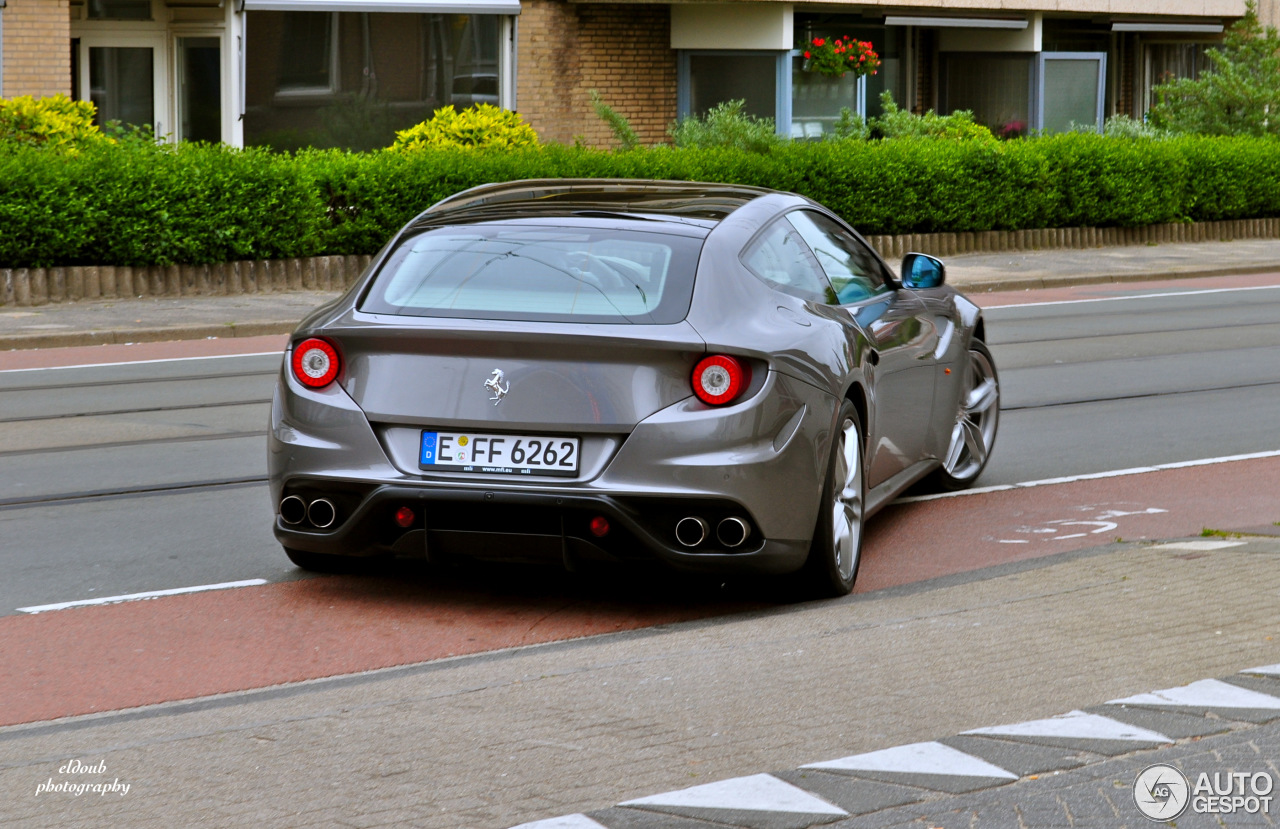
top-left (420, 430), bottom-right (580, 476)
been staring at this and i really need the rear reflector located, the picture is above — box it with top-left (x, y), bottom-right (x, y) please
top-left (692, 355), bottom-right (749, 406)
top-left (292, 338), bottom-right (340, 388)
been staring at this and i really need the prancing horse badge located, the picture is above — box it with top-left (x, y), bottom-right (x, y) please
top-left (484, 369), bottom-right (510, 405)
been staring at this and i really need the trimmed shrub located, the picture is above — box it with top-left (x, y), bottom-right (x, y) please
top-left (389, 105), bottom-right (539, 152)
top-left (3, 133), bottom-right (1280, 268)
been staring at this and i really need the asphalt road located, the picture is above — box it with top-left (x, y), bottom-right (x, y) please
top-left (2, 279), bottom-right (1280, 616)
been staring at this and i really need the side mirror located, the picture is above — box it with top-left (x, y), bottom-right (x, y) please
top-left (901, 252), bottom-right (946, 290)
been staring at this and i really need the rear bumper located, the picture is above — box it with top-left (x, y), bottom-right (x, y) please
top-left (273, 482), bottom-right (811, 575)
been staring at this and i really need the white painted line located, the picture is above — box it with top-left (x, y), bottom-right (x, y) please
top-left (0, 351), bottom-right (283, 374)
top-left (1149, 540), bottom-right (1247, 551)
top-left (621, 773), bottom-right (848, 816)
top-left (896, 449), bottom-right (1280, 503)
top-left (508, 815), bottom-right (609, 829)
top-left (1242, 664), bottom-right (1280, 677)
top-left (987, 283), bottom-right (1280, 310)
top-left (17, 579), bottom-right (269, 614)
top-left (964, 710), bottom-right (1171, 743)
top-left (1109, 678), bottom-right (1280, 710)
top-left (802, 741), bottom-right (1017, 780)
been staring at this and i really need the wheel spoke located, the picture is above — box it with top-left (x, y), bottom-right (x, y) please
top-left (961, 419), bottom-right (987, 467)
top-left (831, 417), bottom-right (862, 581)
top-left (965, 377), bottom-right (998, 415)
top-left (943, 422), bottom-right (965, 471)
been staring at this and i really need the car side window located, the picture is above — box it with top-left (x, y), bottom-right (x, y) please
top-left (741, 219), bottom-right (836, 304)
top-left (785, 210), bottom-right (890, 304)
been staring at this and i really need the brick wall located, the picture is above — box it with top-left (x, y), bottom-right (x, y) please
top-left (2, 0), bottom-right (71, 98)
top-left (518, 0), bottom-right (675, 147)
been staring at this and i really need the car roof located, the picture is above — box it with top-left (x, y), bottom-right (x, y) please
top-left (408, 178), bottom-right (776, 231)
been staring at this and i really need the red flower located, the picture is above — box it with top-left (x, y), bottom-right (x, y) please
top-left (813, 37), bottom-right (825, 46)
top-left (804, 50), bottom-right (811, 59)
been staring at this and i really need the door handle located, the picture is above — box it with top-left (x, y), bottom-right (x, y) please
top-left (867, 349), bottom-right (880, 367)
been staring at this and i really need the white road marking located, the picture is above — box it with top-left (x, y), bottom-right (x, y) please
top-left (0, 351), bottom-right (282, 374)
top-left (964, 710), bottom-right (1171, 743)
top-left (1149, 540), bottom-right (1247, 551)
top-left (1108, 678), bottom-right (1280, 709)
top-left (509, 815), bottom-right (609, 829)
top-left (898, 449), bottom-right (1280, 503)
top-left (986, 282), bottom-right (1280, 310)
top-left (802, 741), bottom-right (1017, 780)
top-left (620, 773), bottom-right (848, 815)
top-left (17, 579), bottom-right (269, 614)
top-left (1243, 664), bottom-right (1280, 677)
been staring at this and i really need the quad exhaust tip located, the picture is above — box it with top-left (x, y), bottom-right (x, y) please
top-left (717, 516), bottom-right (750, 548)
top-left (675, 516), bottom-right (709, 547)
top-left (307, 498), bottom-right (337, 529)
top-left (280, 495), bottom-right (338, 529)
top-left (279, 495), bottom-right (307, 525)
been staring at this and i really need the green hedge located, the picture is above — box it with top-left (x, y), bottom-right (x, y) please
top-left (3, 134), bottom-right (1280, 268)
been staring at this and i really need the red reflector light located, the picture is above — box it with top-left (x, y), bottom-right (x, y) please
top-left (394, 506), bottom-right (415, 528)
top-left (692, 355), bottom-right (749, 406)
top-left (589, 516), bottom-right (610, 537)
top-left (292, 338), bottom-right (340, 388)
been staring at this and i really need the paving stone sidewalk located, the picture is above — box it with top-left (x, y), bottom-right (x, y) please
top-left (3, 239), bottom-right (1280, 350)
top-left (2, 534), bottom-right (1278, 828)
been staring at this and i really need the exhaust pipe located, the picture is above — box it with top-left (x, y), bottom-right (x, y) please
top-left (307, 498), bottom-right (337, 529)
top-left (675, 516), bottom-right (709, 547)
top-left (279, 495), bottom-right (307, 525)
top-left (717, 517), bottom-right (750, 549)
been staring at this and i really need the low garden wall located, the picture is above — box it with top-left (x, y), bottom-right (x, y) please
top-left (4, 218), bottom-right (1278, 307)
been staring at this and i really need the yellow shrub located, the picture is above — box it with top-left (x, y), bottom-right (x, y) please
top-left (389, 104), bottom-right (539, 152)
top-left (0, 94), bottom-right (110, 150)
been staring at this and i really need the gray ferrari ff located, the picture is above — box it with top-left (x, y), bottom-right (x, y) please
top-left (268, 179), bottom-right (998, 597)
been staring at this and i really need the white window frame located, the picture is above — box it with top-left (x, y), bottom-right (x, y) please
top-left (1035, 51), bottom-right (1107, 134)
top-left (677, 50), bottom-right (792, 136)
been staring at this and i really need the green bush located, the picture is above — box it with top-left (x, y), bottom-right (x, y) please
top-left (389, 104), bottom-right (539, 151)
top-left (3, 132), bottom-right (1280, 268)
top-left (667, 100), bottom-right (785, 153)
top-left (868, 92), bottom-right (995, 141)
top-left (0, 94), bottom-right (110, 151)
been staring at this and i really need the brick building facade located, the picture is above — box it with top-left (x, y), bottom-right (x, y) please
top-left (1, 0), bottom-right (70, 98)
top-left (0, 0), bottom-right (1275, 147)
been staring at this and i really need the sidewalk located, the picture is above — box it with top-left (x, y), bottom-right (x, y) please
top-left (3, 239), bottom-right (1280, 351)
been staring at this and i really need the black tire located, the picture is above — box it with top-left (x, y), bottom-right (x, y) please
top-left (798, 400), bottom-right (865, 598)
top-left (283, 546), bottom-right (365, 574)
top-left (928, 338), bottom-right (1000, 492)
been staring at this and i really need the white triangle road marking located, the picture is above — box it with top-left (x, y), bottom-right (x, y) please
top-left (964, 710), bottom-right (1171, 743)
top-left (1109, 678), bottom-right (1280, 709)
top-left (1243, 664), bottom-right (1280, 676)
top-left (802, 740), bottom-right (1017, 780)
top-left (621, 773), bottom-right (848, 815)
top-left (509, 814), bottom-right (609, 829)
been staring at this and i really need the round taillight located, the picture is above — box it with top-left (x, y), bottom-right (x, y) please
top-left (692, 355), bottom-right (749, 406)
top-left (292, 338), bottom-right (340, 389)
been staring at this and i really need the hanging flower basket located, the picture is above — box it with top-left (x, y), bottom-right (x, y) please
top-left (800, 37), bottom-right (881, 78)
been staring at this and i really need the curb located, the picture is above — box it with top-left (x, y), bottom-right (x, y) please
top-left (949, 261), bottom-right (1280, 294)
top-left (0, 320), bottom-right (298, 352)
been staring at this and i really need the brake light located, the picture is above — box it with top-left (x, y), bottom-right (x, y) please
top-left (292, 337), bottom-right (340, 388)
top-left (692, 355), bottom-right (749, 406)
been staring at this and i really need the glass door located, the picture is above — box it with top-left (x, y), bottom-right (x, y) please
top-left (76, 34), bottom-right (169, 138)
top-left (1038, 52), bottom-right (1106, 134)
top-left (176, 37), bottom-right (222, 143)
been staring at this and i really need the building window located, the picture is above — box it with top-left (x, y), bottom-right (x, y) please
top-left (244, 11), bottom-right (506, 152)
top-left (276, 12), bottom-right (336, 94)
top-left (87, 0), bottom-right (152, 21)
top-left (1144, 43), bottom-right (1207, 111)
top-left (678, 51), bottom-right (788, 130)
top-left (940, 53), bottom-right (1032, 138)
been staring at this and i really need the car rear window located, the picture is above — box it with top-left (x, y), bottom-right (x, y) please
top-left (359, 224), bottom-right (704, 324)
